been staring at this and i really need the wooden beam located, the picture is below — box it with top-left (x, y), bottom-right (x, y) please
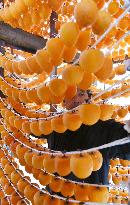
top-left (0, 21), bottom-right (47, 53)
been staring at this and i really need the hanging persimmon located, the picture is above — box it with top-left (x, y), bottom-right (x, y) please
top-left (78, 72), bottom-right (93, 90)
top-left (64, 84), bottom-right (77, 100)
top-left (33, 191), bottom-right (47, 205)
top-left (92, 10), bottom-right (112, 35)
top-left (24, 150), bottom-right (36, 166)
top-left (79, 104), bottom-right (100, 125)
top-left (74, 0), bottom-right (98, 28)
top-left (60, 22), bottom-right (80, 47)
top-left (89, 151), bottom-right (103, 171)
top-left (88, 186), bottom-right (109, 203)
top-left (62, 45), bottom-right (77, 63)
top-left (24, 184), bottom-right (38, 202)
top-left (62, 65), bottom-right (84, 85)
top-left (76, 29), bottom-right (91, 51)
top-left (10, 192), bottom-right (21, 204)
top-left (30, 121), bottom-right (42, 136)
top-left (49, 177), bottom-right (63, 193)
top-left (38, 171), bottom-right (52, 186)
top-left (100, 104), bottom-right (114, 121)
top-left (95, 55), bottom-right (113, 81)
top-left (55, 155), bottom-right (71, 176)
top-left (79, 49), bottom-right (105, 73)
top-left (39, 120), bottom-right (53, 135)
top-left (43, 155), bottom-right (56, 174)
top-left (51, 116), bottom-right (67, 133)
top-left (48, 78), bottom-right (67, 97)
top-left (70, 154), bottom-right (93, 179)
top-left (74, 184), bottom-right (89, 202)
top-left (4, 183), bottom-right (14, 195)
top-left (32, 153), bottom-right (44, 169)
top-left (10, 170), bottom-right (21, 185)
top-left (63, 112), bottom-right (82, 131)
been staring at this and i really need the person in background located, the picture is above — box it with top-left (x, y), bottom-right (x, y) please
top-left (38, 89), bottom-right (130, 185)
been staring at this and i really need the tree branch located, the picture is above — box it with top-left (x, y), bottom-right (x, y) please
top-left (0, 21), bottom-right (47, 53)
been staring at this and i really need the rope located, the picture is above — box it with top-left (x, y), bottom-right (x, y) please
top-left (1, 148), bottom-right (128, 205)
top-left (1, 120), bottom-right (130, 156)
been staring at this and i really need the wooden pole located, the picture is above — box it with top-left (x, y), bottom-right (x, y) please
top-left (0, 21), bottom-right (47, 53)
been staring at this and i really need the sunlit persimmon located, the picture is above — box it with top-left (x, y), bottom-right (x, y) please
top-left (32, 153), bottom-right (44, 169)
top-left (63, 45), bottom-right (77, 63)
top-left (32, 168), bottom-right (40, 180)
top-left (95, 56), bottom-right (113, 81)
top-left (49, 78), bottom-right (67, 97)
top-left (79, 49), bottom-right (105, 73)
top-left (64, 85), bottom-right (77, 100)
top-left (62, 65), bottom-right (83, 85)
top-left (108, 0), bottom-right (119, 15)
top-left (33, 191), bottom-right (47, 205)
top-left (110, 158), bottom-right (120, 167)
top-left (78, 72), bottom-right (93, 90)
top-left (120, 159), bottom-right (130, 167)
top-left (4, 163), bottom-right (15, 177)
top-left (100, 104), bottom-right (114, 121)
top-left (70, 154), bottom-right (93, 179)
top-left (11, 170), bottom-right (21, 185)
top-left (30, 121), bottom-right (42, 136)
top-left (74, 0), bottom-right (98, 28)
top-left (49, 177), bottom-right (63, 193)
top-left (50, 93), bottom-right (65, 104)
top-left (0, 167), bottom-right (4, 177)
top-left (46, 38), bottom-right (64, 62)
top-left (17, 200), bottom-right (27, 205)
top-left (4, 183), bottom-right (14, 195)
top-left (1, 197), bottom-right (10, 205)
top-left (14, 117), bottom-right (24, 130)
top-left (35, 49), bottom-right (54, 74)
top-left (112, 173), bottom-right (122, 185)
top-left (10, 141), bottom-right (19, 156)
top-left (121, 197), bottom-right (129, 204)
top-left (60, 22), bottom-right (80, 47)
top-left (0, 176), bottom-right (8, 186)
top-left (24, 184), bottom-right (38, 202)
top-left (26, 89), bottom-right (42, 105)
top-left (17, 178), bottom-right (29, 194)
top-left (24, 150), bottom-right (36, 166)
top-left (22, 120), bottom-right (31, 134)
top-left (1, 157), bottom-right (8, 168)
top-left (115, 64), bottom-right (126, 75)
top-left (37, 85), bottom-right (51, 103)
top-left (61, 181), bottom-right (75, 198)
top-left (75, 185), bottom-right (89, 202)
top-left (43, 155), bottom-right (56, 174)
top-left (18, 90), bottom-right (30, 103)
top-left (112, 195), bottom-right (122, 204)
top-left (79, 104), bottom-right (100, 125)
top-left (39, 120), bottom-right (53, 135)
top-left (76, 29), bottom-right (91, 51)
top-left (10, 191), bottom-right (21, 204)
top-left (90, 151), bottom-right (103, 171)
top-left (51, 116), bottom-right (67, 133)
top-left (55, 155), bottom-right (71, 176)
top-left (88, 186), bottom-right (109, 203)
top-left (117, 107), bottom-right (128, 118)
top-left (38, 172), bottom-right (52, 186)
top-left (92, 10), bottom-right (112, 35)
top-left (63, 112), bottom-right (82, 131)
top-left (0, 149), bottom-right (4, 159)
